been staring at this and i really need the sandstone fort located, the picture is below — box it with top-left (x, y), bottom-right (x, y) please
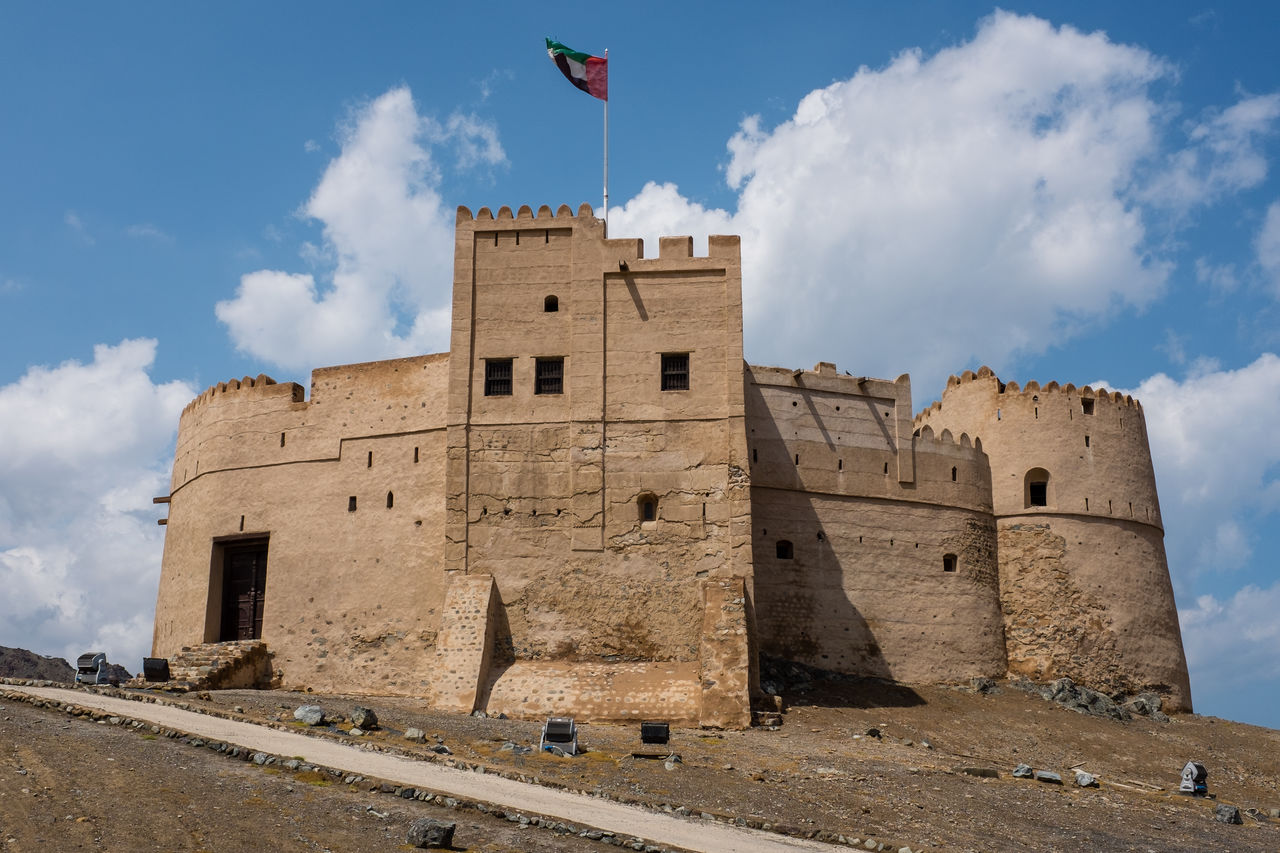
top-left (151, 204), bottom-right (1191, 727)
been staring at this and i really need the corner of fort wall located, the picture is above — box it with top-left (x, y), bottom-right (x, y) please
top-left (913, 366), bottom-right (1191, 710)
top-left (744, 362), bottom-right (1006, 685)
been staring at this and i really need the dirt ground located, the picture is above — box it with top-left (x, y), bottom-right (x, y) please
top-left (3, 673), bottom-right (1280, 852)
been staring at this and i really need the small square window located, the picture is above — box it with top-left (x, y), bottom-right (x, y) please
top-left (535, 357), bottom-right (563, 395)
top-left (1029, 481), bottom-right (1048, 507)
top-left (1081, 398), bottom-right (1095, 415)
top-left (484, 359), bottom-right (513, 396)
top-left (661, 353), bottom-right (689, 391)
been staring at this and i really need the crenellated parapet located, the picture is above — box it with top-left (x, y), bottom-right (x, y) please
top-left (915, 365), bottom-right (1159, 527)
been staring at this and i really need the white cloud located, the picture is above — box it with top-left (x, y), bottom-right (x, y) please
top-left (609, 12), bottom-right (1278, 396)
top-left (1127, 353), bottom-right (1280, 577)
top-left (64, 210), bottom-right (94, 245)
top-left (1258, 201), bottom-right (1280, 295)
top-left (1180, 584), bottom-right (1280, 691)
top-left (0, 339), bottom-right (193, 670)
top-left (1194, 257), bottom-right (1239, 294)
top-left (216, 87), bottom-right (506, 372)
top-left (126, 223), bottom-right (172, 242)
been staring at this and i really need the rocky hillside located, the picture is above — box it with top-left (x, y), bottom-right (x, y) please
top-left (0, 647), bottom-right (74, 682)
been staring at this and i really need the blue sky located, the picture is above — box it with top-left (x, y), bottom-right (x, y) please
top-left (3, 2), bottom-right (1279, 727)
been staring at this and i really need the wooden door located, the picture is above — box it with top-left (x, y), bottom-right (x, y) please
top-left (220, 542), bottom-right (268, 641)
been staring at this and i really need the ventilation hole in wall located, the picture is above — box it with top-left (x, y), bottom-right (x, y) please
top-left (890, 539), bottom-right (894, 546)
top-left (1033, 395), bottom-right (1039, 402)
top-left (280, 432), bottom-right (285, 447)
top-left (835, 405), bottom-right (841, 411)
top-left (386, 491), bottom-right (394, 509)
top-left (1085, 435), bottom-right (1090, 447)
top-left (838, 459), bottom-right (843, 471)
top-left (914, 542), bottom-right (919, 548)
top-left (858, 536), bottom-right (862, 544)
top-left (817, 531), bottom-right (824, 541)
top-left (481, 506), bottom-right (487, 515)
top-left (792, 400), bottom-right (798, 407)
top-left (556, 508), bottom-right (562, 516)
top-left (775, 540), bottom-right (794, 559)
top-left (348, 496), bottom-right (357, 512)
top-left (503, 506), bottom-right (511, 515)
top-left (531, 508), bottom-right (537, 516)
top-left (239, 515), bottom-right (245, 532)
top-left (763, 528), bottom-right (767, 536)
top-left (943, 553), bottom-right (958, 573)
top-left (367, 450), bottom-right (373, 468)
top-left (951, 466), bottom-right (957, 482)
top-left (414, 446), bottom-right (419, 463)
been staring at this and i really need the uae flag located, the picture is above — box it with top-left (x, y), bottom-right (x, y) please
top-left (546, 38), bottom-right (607, 101)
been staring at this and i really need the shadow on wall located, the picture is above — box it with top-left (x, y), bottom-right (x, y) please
top-left (746, 381), bottom-right (902, 690)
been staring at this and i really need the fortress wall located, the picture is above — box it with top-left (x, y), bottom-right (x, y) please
top-left (750, 489), bottom-right (1005, 682)
top-left (915, 367), bottom-right (1191, 709)
top-left (154, 356), bottom-right (452, 695)
top-left (171, 354), bottom-right (449, 492)
top-left (154, 428), bottom-right (447, 695)
top-left (746, 364), bottom-right (1005, 682)
top-left (999, 516), bottom-right (1191, 709)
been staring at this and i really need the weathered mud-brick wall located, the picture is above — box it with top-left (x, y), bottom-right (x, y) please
top-left (154, 355), bottom-right (450, 696)
top-left (916, 367), bottom-right (1191, 710)
top-left (444, 204), bottom-right (753, 672)
top-left (747, 364), bottom-right (1006, 683)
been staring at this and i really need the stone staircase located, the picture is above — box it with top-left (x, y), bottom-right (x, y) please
top-left (139, 641), bottom-right (272, 691)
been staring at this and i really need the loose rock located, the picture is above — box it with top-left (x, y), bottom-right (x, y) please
top-left (407, 817), bottom-right (456, 848)
top-left (293, 705), bottom-right (325, 726)
top-left (403, 727), bottom-right (426, 742)
top-left (1013, 763), bottom-right (1034, 778)
top-left (1214, 804), bottom-right (1243, 825)
top-left (350, 706), bottom-right (378, 729)
top-left (1074, 771), bottom-right (1099, 788)
top-left (1033, 770), bottom-right (1063, 784)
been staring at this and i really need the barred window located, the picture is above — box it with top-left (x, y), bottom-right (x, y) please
top-left (535, 357), bottom-right (564, 395)
top-left (661, 353), bottom-right (689, 391)
top-left (484, 359), bottom-right (513, 396)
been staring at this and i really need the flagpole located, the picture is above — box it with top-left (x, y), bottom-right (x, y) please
top-left (603, 48), bottom-right (609, 235)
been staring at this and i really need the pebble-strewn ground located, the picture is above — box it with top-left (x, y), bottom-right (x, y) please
top-left (4, 672), bottom-right (1280, 852)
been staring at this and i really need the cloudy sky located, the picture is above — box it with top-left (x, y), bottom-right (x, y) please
top-left (3, 3), bottom-right (1278, 727)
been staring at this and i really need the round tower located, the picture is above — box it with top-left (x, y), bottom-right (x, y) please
top-left (916, 367), bottom-right (1191, 711)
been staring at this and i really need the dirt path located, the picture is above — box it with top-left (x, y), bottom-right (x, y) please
top-left (9, 685), bottom-right (840, 853)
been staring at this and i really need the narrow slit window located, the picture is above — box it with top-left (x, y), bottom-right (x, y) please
top-left (535, 357), bottom-right (564, 395)
top-left (660, 353), bottom-right (690, 391)
top-left (951, 466), bottom-right (957, 482)
top-left (280, 432), bottom-right (286, 447)
top-left (884, 462), bottom-right (889, 474)
top-left (413, 447), bottom-right (419, 463)
top-left (838, 459), bottom-right (843, 471)
top-left (1085, 435), bottom-right (1091, 447)
top-left (775, 540), bottom-right (794, 560)
top-left (484, 359), bottom-right (513, 396)
top-left (794, 454), bottom-right (800, 465)
top-left (348, 496), bottom-right (357, 512)
top-left (367, 450), bottom-right (373, 468)
top-left (386, 491), bottom-right (394, 509)
top-left (943, 554), bottom-right (958, 573)
top-left (752, 448), bottom-right (758, 463)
